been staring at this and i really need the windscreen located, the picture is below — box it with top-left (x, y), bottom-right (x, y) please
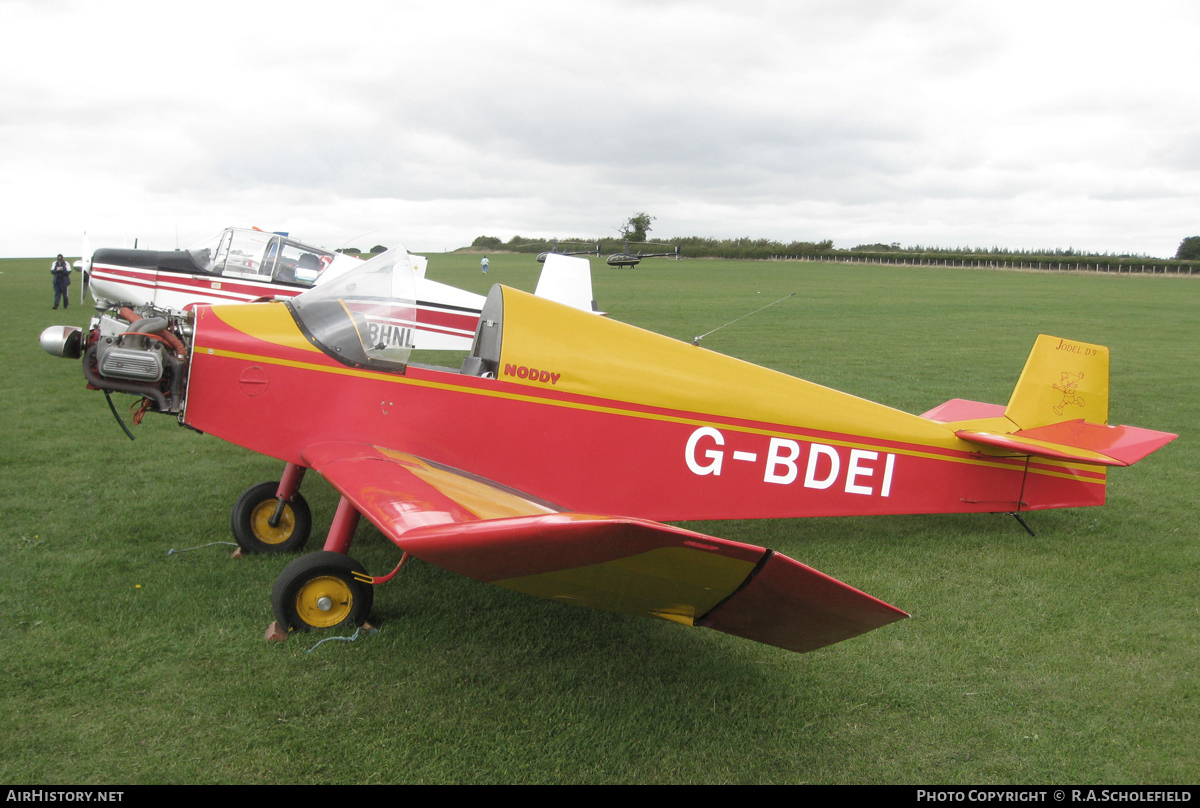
top-left (287, 246), bottom-right (418, 369)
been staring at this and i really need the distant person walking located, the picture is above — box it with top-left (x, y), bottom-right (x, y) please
top-left (51, 253), bottom-right (71, 310)
top-left (481, 256), bottom-right (489, 274)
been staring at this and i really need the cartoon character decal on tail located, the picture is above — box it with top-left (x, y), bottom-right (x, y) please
top-left (1052, 371), bottom-right (1086, 416)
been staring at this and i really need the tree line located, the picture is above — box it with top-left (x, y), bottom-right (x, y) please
top-left (468, 233), bottom-right (1200, 270)
top-left (469, 234), bottom-right (835, 259)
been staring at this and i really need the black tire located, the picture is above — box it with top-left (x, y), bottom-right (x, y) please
top-left (230, 481), bottom-right (312, 554)
top-left (271, 551), bottom-right (374, 632)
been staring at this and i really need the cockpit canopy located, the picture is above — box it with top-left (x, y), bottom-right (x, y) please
top-left (287, 247), bottom-right (418, 369)
top-left (189, 227), bottom-right (339, 287)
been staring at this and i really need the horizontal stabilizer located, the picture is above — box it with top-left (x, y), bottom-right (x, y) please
top-left (921, 398), bottom-right (1007, 422)
top-left (1016, 420), bottom-right (1177, 465)
top-left (958, 420), bottom-right (1177, 467)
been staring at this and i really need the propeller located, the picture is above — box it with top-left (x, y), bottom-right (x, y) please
top-left (80, 231), bottom-right (93, 304)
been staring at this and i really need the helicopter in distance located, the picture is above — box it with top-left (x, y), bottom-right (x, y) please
top-left (534, 240), bottom-right (602, 264)
top-left (606, 240), bottom-right (681, 268)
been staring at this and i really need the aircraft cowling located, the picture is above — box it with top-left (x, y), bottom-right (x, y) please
top-left (91, 247), bottom-right (218, 276)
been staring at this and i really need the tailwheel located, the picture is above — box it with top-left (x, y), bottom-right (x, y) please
top-left (272, 551), bottom-right (374, 632)
top-left (231, 481), bottom-right (312, 554)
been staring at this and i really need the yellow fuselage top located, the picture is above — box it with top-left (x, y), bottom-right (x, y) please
top-left (496, 287), bottom-right (954, 449)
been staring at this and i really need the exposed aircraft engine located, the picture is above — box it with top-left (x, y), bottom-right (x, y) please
top-left (42, 303), bottom-right (193, 418)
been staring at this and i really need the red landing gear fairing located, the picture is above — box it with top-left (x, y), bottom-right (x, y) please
top-left (40, 247), bottom-right (1177, 654)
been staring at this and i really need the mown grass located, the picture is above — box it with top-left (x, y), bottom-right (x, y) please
top-left (1, 254), bottom-right (1196, 784)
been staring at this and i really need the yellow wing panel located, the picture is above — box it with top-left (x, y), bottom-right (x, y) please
top-left (374, 447), bottom-right (559, 521)
top-left (494, 546), bottom-right (756, 625)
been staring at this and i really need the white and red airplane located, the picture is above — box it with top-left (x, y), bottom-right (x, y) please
top-left (82, 227), bottom-right (598, 351)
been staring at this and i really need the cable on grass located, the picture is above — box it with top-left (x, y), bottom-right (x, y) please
top-left (306, 625), bottom-right (378, 654)
top-left (168, 542), bottom-right (238, 554)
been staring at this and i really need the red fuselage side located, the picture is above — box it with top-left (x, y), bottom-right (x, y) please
top-left (183, 303), bottom-right (1105, 522)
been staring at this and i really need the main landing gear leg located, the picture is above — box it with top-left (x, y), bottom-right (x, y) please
top-left (232, 464), bottom-right (312, 554)
top-left (270, 463), bottom-right (308, 526)
top-left (323, 496), bottom-right (361, 554)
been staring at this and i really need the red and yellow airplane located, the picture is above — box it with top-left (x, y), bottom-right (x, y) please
top-left (41, 248), bottom-right (1176, 653)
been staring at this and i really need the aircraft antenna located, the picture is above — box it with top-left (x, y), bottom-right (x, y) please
top-left (339, 229), bottom-right (381, 252)
top-left (692, 292), bottom-right (795, 346)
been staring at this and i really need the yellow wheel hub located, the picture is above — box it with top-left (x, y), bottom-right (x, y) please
top-left (250, 500), bottom-right (294, 545)
top-left (294, 575), bottom-right (354, 628)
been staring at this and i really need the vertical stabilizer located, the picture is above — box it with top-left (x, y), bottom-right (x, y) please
top-left (1005, 335), bottom-right (1109, 429)
top-left (956, 334), bottom-right (1175, 468)
top-left (535, 253), bottom-right (599, 313)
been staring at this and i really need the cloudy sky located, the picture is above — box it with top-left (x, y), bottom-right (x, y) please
top-left (2, 0), bottom-right (1196, 257)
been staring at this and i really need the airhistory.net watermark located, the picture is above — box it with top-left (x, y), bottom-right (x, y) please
top-left (5, 792), bottom-right (123, 802)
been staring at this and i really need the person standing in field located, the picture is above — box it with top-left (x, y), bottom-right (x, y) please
top-left (481, 255), bottom-right (489, 274)
top-left (51, 253), bottom-right (71, 310)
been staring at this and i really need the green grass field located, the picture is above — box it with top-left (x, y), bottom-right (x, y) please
top-left (1, 253), bottom-right (1196, 784)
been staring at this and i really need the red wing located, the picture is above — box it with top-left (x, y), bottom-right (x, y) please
top-left (302, 442), bottom-right (907, 653)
